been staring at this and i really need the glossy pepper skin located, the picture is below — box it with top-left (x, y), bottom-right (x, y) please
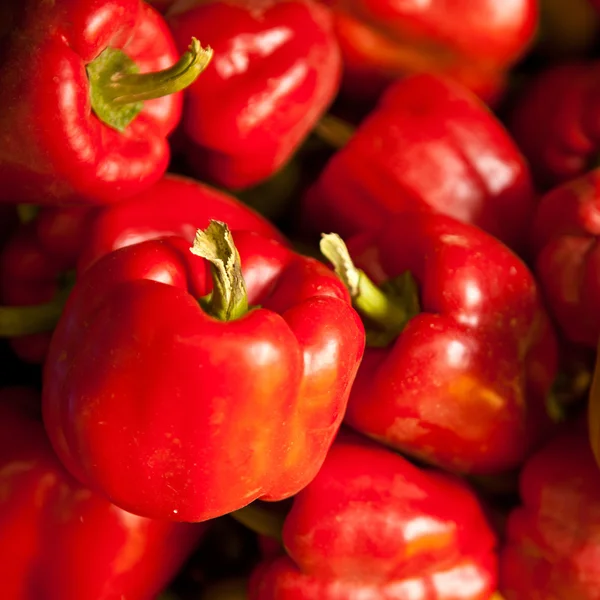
top-left (325, 0), bottom-right (537, 104)
top-left (0, 174), bottom-right (286, 363)
top-left (301, 74), bottom-right (537, 254)
top-left (529, 169), bottom-right (600, 348)
top-left (250, 435), bottom-right (498, 599)
top-left (0, 387), bottom-right (206, 600)
top-left (500, 422), bottom-right (600, 599)
top-left (342, 212), bottom-right (558, 474)
top-left (166, 0), bottom-right (341, 190)
top-left (42, 230), bottom-right (365, 522)
top-left (0, 0), bottom-right (189, 204)
top-left (509, 61), bottom-right (600, 190)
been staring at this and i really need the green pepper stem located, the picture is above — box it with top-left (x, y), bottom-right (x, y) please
top-left (106, 38), bottom-right (213, 104)
top-left (320, 233), bottom-right (408, 326)
top-left (0, 294), bottom-right (68, 337)
top-left (87, 38), bottom-right (213, 131)
top-left (189, 220), bottom-right (249, 321)
top-left (313, 114), bottom-right (355, 148)
top-left (320, 233), bottom-right (419, 347)
top-left (229, 502), bottom-right (286, 542)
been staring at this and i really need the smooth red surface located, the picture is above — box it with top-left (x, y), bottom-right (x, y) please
top-left (0, 387), bottom-right (205, 600)
top-left (327, 0), bottom-right (537, 102)
top-left (343, 212), bottom-right (558, 474)
top-left (500, 423), bottom-right (600, 599)
top-left (250, 436), bottom-right (498, 599)
top-left (0, 174), bottom-right (286, 363)
top-left (530, 169), bottom-right (600, 348)
top-left (0, 0), bottom-right (182, 204)
top-left (42, 232), bottom-right (365, 522)
top-left (167, 0), bottom-right (341, 189)
top-left (510, 61), bottom-right (600, 189)
top-left (301, 74), bottom-right (536, 254)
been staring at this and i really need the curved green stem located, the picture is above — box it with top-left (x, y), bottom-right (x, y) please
top-left (87, 37), bottom-right (213, 131)
top-left (189, 220), bottom-right (249, 321)
top-left (229, 502), bottom-right (286, 542)
top-left (107, 38), bottom-right (212, 104)
top-left (320, 233), bottom-right (419, 347)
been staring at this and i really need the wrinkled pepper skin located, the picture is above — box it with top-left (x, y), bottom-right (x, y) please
top-left (0, 387), bottom-right (206, 600)
top-left (42, 232), bottom-right (365, 522)
top-left (509, 62), bottom-right (600, 190)
top-left (301, 74), bottom-right (536, 254)
top-left (500, 422), bottom-right (600, 599)
top-left (529, 169), bottom-right (600, 348)
top-left (325, 0), bottom-right (537, 104)
top-left (250, 435), bottom-right (498, 599)
top-left (0, 174), bottom-right (286, 363)
top-left (344, 212), bottom-right (558, 474)
top-left (166, 0), bottom-right (341, 189)
top-left (0, 0), bottom-right (183, 204)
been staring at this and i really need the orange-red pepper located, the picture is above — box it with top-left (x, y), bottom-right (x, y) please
top-left (0, 387), bottom-right (206, 600)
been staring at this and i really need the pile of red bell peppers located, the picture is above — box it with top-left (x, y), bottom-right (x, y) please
top-left (3, 0), bottom-right (600, 598)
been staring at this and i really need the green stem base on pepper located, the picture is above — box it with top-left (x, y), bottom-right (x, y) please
top-left (189, 220), bottom-right (249, 321)
top-left (87, 37), bottom-right (213, 132)
top-left (320, 233), bottom-right (420, 347)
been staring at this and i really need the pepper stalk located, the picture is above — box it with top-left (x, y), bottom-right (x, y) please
top-left (320, 233), bottom-right (420, 346)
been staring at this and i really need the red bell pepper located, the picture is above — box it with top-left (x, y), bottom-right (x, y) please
top-left (0, 386), bottom-right (206, 600)
top-left (320, 212), bottom-right (558, 474)
top-left (325, 0), bottom-right (537, 104)
top-left (166, 0), bottom-right (341, 190)
top-left (0, 174), bottom-right (286, 363)
top-left (42, 222), bottom-right (365, 522)
top-left (301, 74), bottom-right (537, 254)
top-left (500, 421), bottom-right (600, 599)
top-left (0, 0), bottom-right (212, 205)
top-left (249, 434), bottom-right (498, 599)
top-left (529, 168), bottom-right (600, 348)
top-left (509, 61), bottom-right (600, 190)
